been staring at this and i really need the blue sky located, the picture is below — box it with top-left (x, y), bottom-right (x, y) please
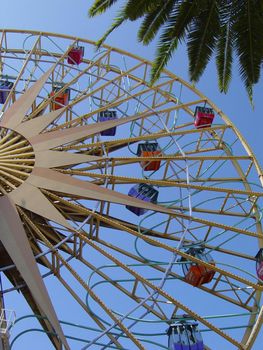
top-left (0, 0), bottom-right (262, 164)
top-left (0, 1), bottom-right (262, 349)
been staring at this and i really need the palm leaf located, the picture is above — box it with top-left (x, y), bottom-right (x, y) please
top-left (96, 12), bottom-right (127, 47)
top-left (215, 1), bottom-right (237, 93)
top-left (89, 0), bottom-right (120, 17)
top-left (187, 1), bottom-right (220, 82)
top-left (151, 1), bottom-right (198, 83)
top-left (138, 0), bottom-right (175, 45)
top-left (233, 0), bottom-right (263, 100)
top-left (216, 24), bottom-right (233, 93)
top-left (124, 0), bottom-right (162, 21)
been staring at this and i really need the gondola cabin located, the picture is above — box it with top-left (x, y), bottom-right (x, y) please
top-left (0, 81), bottom-right (14, 104)
top-left (256, 248), bottom-right (263, 281)
top-left (136, 142), bottom-right (162, 171)
top-left (50, 87), bottom-right (70, 110)
top-left (194, 106), bottom-right (214, 128)
top-left (98, 110), bottom-right (118, 136)
top-left (126, 183), bottom-right (158, 216)
top-left (181, 246), bottom-right (215, 287)
top-left (167, 317), bottom-right (204, 350)
top-left (67, 45), bottom-right (84, 65)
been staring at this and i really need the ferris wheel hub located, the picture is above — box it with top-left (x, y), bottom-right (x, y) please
top-left (0, 127), bottom-right (35, 195)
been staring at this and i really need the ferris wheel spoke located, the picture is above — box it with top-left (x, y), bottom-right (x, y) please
top-left (63, 169), bottom-right (262, 201)
top-left (29, 113), bottom-right (163, 151)
top-left (0, 196), bottom-right (70, 349)
top-left (20, 214), bottom-right (125, 349)
top-left (0, 30), bottom-right (262, 349)
top-left (0, 34), bottom-right (43, 112)
top-left (21, 210), bottom-right (146, 350)
top-left (30, 49), bottom-right (113, 120)
top-left (28, 213), bottom-right (170, 323)
top-left (40, 192), bottom-right (259, 311)
top-left (42, 190), bottom-right (256, 263)
top-left (55, 180), bottom-right (259, 240)
top-left (34, 150), bottom-right (102, 168)
top-left (0, 67), bottom-right (54, 129)
top-left (69, 123), bottom-right (230, 153)
top-left (77, 207), bottom-right (262, 293)
top-left (3, 263), bottom-right (62, 348)
top-left (49, 70), bottom-right (183, 131)
top-left (9, 181), bottom-right (71, 228)
top-left (79, 234), bottom-right (244, 349)
top-left (26, 167), bottom-right (176, 214)
top-left (57, 274), bottom-right (125, 349)
top-left (40, 182), bottom-right (257, 266)
top-left (93, 228), bottom-right (258, 312)
top-left (14, 108), bottom-right (65, 137)
top-left (96, 237), bottom-right (256, 313)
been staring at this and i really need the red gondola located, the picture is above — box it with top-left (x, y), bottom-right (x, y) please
top-left (67, 46), bottom-right (84, 65)
top-left (136, 142), bottom-right (162, 171)
top-left (50, 86), bottom-right (70, 110)
top-left (194, 106), bottom-right (214, 128)
top-left (181, 246), bottom-right (215, 287)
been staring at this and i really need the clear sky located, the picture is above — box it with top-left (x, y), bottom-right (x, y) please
top-left (0, 0), bottom-right (262, 165)
top-left (0, 1), bottom-right (262, 349)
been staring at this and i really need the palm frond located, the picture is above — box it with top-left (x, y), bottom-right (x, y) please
top-left (216, 1), bottom-right (237, 93)
top-left (138, 0), bottom-right (175, 45)
top-left (188, 1), bottom-right (220, 82)
top-left (233, 0), bottom-right (263, 99)
top-left (89, 0), bottom-right (120, 17)
top-left (96, 12), bottom-right (127, 48)
top-left (216, 24), bottom-right (233, 93)
top-left (151, 1), bottom-right (198, 83)
top-left (124, 0), bottom-right (162, 21)
top-left (88, 0), bottom-right (263, 101)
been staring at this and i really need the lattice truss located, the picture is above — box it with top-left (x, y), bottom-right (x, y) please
top-left (0, 29), bottom-right (262, 350)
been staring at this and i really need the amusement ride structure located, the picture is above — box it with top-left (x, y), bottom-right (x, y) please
top-left (0, 29), bottom-right (262, 349)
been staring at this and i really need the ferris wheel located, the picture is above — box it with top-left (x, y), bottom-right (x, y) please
top-left (0, 29), bottom-right (262, 350)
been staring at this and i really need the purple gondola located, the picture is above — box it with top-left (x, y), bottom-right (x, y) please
top-left (255, 248), bottom-right (263, 281)
top-left (0, 81), bottom-right (14, 104)
top-left (167, 316), bottom-right (204, 350)
top-left (98, 110), bottom-right (118, 136)
top-left (126, 183), bottom-right (158, 216)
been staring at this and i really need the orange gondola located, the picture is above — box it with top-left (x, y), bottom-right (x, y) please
top-left (136, 142), bottom-right (162, 171)
top-left (50, 86), bottom-right (70, 110)
top-left (181, 246), bottom-right (215, 287)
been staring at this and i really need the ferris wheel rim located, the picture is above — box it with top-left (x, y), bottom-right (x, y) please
top-left (0, 28), bottom-right (262, 350)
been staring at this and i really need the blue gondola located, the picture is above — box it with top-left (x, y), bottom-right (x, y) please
top-left (126, 183), bottom-right (158, 216)
top-left (0, 81), bottom-right (14, 104)
top-left (167, 316), bottom-right (204, 350)
top-left (98, 110), bottom-right (118, 136)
